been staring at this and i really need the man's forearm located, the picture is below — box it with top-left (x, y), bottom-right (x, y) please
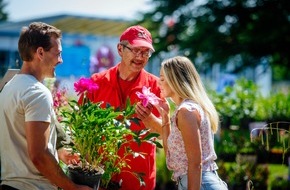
top-left (31, 149), bottom-right (77, 190)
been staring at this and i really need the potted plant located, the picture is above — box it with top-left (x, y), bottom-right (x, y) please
top-left (56, 78), bottom-right (162, 189)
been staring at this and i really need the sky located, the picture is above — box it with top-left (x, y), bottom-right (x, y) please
top-left (4, 0), bottom-right (153, 21)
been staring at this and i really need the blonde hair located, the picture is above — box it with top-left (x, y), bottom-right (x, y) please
top-left (161, 56), bottom-right (219, 133)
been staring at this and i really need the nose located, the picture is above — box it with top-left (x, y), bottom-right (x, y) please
top-left (58, 56), bottom-right (63, 64)
top-left (134, 51), bottom-right (143, 58)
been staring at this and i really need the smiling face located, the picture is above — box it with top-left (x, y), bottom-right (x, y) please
top-left (41, 37), bottom-right (63, 78)
top-left (118, 43), bottom-right (151, 78)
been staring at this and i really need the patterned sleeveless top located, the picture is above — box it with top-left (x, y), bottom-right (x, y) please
top-left (166, 99), bottom-right (218, 181)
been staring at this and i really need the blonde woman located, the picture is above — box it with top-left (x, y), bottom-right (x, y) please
top-left (156, 56), bottom-right (228, 190)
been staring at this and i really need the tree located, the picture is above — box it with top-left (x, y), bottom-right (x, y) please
top-left (0, 0), bottom-right (8, 21)
top-left (136, 0), bottom-right (290, 80)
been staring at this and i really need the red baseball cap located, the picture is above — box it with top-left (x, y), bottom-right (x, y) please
top-left (120, 25), bottom-right (155, 51)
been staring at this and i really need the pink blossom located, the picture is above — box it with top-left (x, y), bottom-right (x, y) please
top-left (74, 77), bottom-right (99, 95)
top-left (52, 88), bottom-right (68, 122)
top-left (53, 89), bottom-right (67, 108)
top-left (136, 86), bottom-right (160, 107)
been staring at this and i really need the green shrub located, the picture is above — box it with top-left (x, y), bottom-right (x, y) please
top-left (271, 177), bottom-right (290, 190)
top-left (218, 162), bottom-right (269, 190)
top-left (208, 78), bottom-right (290, 128)
top-left (209, 78), bottom-right (261, 128)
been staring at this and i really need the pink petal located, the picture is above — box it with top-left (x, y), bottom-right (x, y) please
top-left (136, 86), bottom-right (160, 107)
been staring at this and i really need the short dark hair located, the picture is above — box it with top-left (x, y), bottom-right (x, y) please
top-left (18, 22), bottom-right (62, 61)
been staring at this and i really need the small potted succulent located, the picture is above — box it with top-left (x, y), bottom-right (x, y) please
top-left (56, 78), bottom-right (162, 189)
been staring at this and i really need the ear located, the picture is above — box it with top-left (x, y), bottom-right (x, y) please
top-left (117, 43), bottom-right (123, 56)
top-left (36, 47), bottom-right (44, 60)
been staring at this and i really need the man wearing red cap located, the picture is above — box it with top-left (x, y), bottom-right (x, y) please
top-left (86, 25), bottom-right (162, 190)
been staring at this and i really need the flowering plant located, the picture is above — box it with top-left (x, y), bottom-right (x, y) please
top-left (57, 78), bottom-right (162, 188)
top-left (52, 87), bottom-right (68, 122)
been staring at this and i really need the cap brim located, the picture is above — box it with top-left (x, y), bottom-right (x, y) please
top-left (130, 40), bottom-right (155, 52)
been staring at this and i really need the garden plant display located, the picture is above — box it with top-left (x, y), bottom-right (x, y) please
top-left (54, 77), bottom-right (162, 188)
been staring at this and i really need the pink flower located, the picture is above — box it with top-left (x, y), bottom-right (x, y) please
top-left (52, 88), bottom-right (68, 122)
top-left (53, 89), bottom-right (68, 108)
top-left (136, 86), bottom-right (160, 107)
top-left (74, 77), bottom-right (99, 95)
